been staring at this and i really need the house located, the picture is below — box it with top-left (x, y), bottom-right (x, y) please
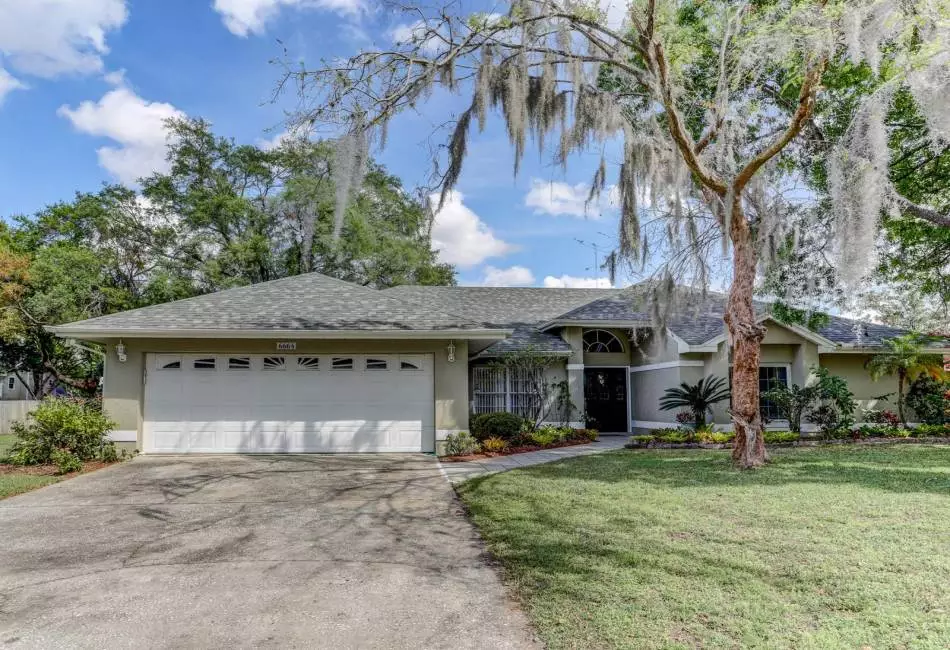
top-left (48, 272), bottom-right (946, 454)
top-left (0, 374), bottom-right (34, 401)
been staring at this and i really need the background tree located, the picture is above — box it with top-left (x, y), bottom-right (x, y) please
top-left (0, 118), bottom-right (455, 392)
top-left (866, 334), bottom-right (945, 427)
top-left (283, 0), bottom-right (949, 467)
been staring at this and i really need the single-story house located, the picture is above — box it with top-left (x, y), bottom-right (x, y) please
top-left (48, 272), bottom-right (947, 454)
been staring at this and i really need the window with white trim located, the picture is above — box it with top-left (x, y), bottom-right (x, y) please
top-left (7, 377), bottom-right (14, 390)
top-left (471, 365), bottom-right (543, 420)
top-left (583, 329), bottom-right (624, 353)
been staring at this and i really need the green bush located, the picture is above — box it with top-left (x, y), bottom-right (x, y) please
top-left (49, 448), bottom-right (83, 474)
top-left (763, 431), bottom-right (799, 444)
top-left (471, 412), bottom-right (526, 442)
top-left (652, 428), bottom-right (690, 444)
top-left (628, 434), bottom-right (655, 445)
top-left (707, 431), bottom-right (735, 444)
top-left (443, 431), bottom-right (481, 456)
top-left (529, 425), bottom-right (571, 446)
top-left (572, 428), bottom-right (599, 441)
top-left (883, 427), bottom-right (912, 438)
top-left (854, 424), bottom-right (890, 438)
top-left (912, 423), bottom-right (950, 437)
top-left (8, 397), bottom-right (116, 467)
top-left (906, 375), bottom-right (949, 425)
top-left (482, 436), bottom-right (508, 452)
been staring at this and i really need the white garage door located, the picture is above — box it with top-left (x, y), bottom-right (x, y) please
top-left (143, 353), bottom-right (433, 453)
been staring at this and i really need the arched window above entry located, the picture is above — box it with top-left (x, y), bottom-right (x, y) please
top-left (583, 329), bottom-right (624, 353)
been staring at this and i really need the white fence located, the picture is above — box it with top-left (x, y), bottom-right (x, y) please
top-left (0, 400), bottom-right (39, 434)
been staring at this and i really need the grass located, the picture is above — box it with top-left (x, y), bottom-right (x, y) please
top-left (457, 445), bottom-right (950, 649)
top-left (0, 434), bottom-right (61, 498)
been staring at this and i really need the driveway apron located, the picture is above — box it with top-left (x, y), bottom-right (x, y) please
top-left (0, 455), bottom-right (537, 649)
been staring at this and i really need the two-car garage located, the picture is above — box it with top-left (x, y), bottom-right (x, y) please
top-left (142, 353), bottom-right (435, 453)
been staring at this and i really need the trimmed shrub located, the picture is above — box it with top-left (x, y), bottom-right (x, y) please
top-left (8, 397), bottom-right (116, 468)
top-left (443, 431), bottom-right (480, 456)
top-left (652, 428), bottom-right (690, 444)
top-left (763, 431), bottom-right (799, 444)
top-left (628, 434), bottom-right (655, 445)
top-left (471, 412), bottom-right (525, 442)
top-left (906, 375), bottom-right (949, 425)
top-left (530, 425), bottom-right (571, 446)
top-left (482, 436), bottom-right (508, 452)
top-left (707, 431), bottom-right (735, 444)
top-left (572, 428), bottom-right (599, 441)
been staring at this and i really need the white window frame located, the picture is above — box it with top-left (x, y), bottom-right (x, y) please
top-left (583, 329), bottom-right (625, 353)
top-left (471, 365), bottom-right (543, 420)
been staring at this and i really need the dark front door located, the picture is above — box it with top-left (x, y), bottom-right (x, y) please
top-left (584, 368), bottom-right (628, 433)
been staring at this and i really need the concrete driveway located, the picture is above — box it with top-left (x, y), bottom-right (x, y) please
top-left (0, 455), bottom-right (537, 649)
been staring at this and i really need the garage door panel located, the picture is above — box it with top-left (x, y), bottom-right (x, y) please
top-left (144, 353), bottom-right (432, 453)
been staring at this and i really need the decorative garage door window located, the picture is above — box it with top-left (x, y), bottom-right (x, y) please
top-left (156, 355), bottom-right (181, 370)
top-left (332, 357), bottom-right (354, 370)
top-left (471, 366), bottom-right (542, 420)
top-left (399, 355), bottom-right (424, 371)
top-left (366, 358), bottom-right (388, 370)
top-left (297, 357), bottom-right (320, 370)
top-left (193, 358), bottom-right (216, 370)
top-left (228, 357), bottom-right (251, 370)
top-left (263, 357), bottom-right (286, 370)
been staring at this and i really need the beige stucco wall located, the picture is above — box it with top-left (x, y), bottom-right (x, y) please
top-left (819, 353), bottom-right (900, 414)
top-left (101, 337), bottom-right (469, 452)
top-left (630, 367), bottom-right (681, 423)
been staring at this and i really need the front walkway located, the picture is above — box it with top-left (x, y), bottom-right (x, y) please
top-left (440, 435), bottom-right (629, 484)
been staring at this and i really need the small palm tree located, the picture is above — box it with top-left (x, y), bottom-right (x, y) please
top-left (659, 376), bottom-right (731, 429)
top-left (866, 334), bottom-right (945, 427)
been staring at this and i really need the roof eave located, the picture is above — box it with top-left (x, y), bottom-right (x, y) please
top-left (471, 349), bottom-right (573, 361)
top-left (700, 315), bottom-right (838, 349)
top-left (47, 327), bottom-right (513, 341)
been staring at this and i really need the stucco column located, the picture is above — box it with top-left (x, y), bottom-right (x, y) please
top-left (563, 327), bottom-right (586, 427)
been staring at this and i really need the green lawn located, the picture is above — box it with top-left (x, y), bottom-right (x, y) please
top-left (457, 445), bottom-right (950, 649)
top-left (0, 434), bottom-right (61, 498)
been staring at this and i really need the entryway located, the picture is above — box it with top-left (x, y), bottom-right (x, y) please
top-left (583, 367), bottom-right (628, 432)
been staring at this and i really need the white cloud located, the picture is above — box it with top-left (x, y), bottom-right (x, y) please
top-left (525, 178), bottom-right (616, 218)
top-left (0, 0), bottom-right (127, 78)
top-left (543, 275), bottom-right (613, 288)
top-left (213, 0), bottom-right (365, 37)
top-left (58, 88), bottom-right (184, 184)
top-left (0, 68), bottom-right (25, 104)
top-left (482, 265), bottom-right (535, 287)
top-left (430, 190), bottom-right (516, 269)
top-left (388, 21), bottom-right (444, 55)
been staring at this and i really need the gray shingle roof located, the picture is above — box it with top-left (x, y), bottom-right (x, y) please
top-left (52, 273), bottom-right (494, 334)
top-left (382, 286), bottom-right (619, 327)
top-left (471, 327), bottom-right (573, 359)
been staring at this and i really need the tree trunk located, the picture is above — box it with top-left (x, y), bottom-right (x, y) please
top-left (724, 203), bottom-right (768, 469)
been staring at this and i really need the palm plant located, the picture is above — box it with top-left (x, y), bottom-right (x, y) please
top-left (866, 335), bottom-right (945, 427)
top-left (659, 376), bottom-right (731, 430)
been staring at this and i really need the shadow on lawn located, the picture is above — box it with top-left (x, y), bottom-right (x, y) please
top-left (468, 444), bottom-right (950, 496)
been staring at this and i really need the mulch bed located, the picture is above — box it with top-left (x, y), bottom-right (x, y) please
top-left (0, 460), bottom-right (114, 476)
top-left (626, 436), bottom-right (950, 450)
top-left (441, 438), bottom-right (594, 462)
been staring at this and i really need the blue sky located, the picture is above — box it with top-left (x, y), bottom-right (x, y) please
top-left (0, 0), bottom-right (631, 288)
